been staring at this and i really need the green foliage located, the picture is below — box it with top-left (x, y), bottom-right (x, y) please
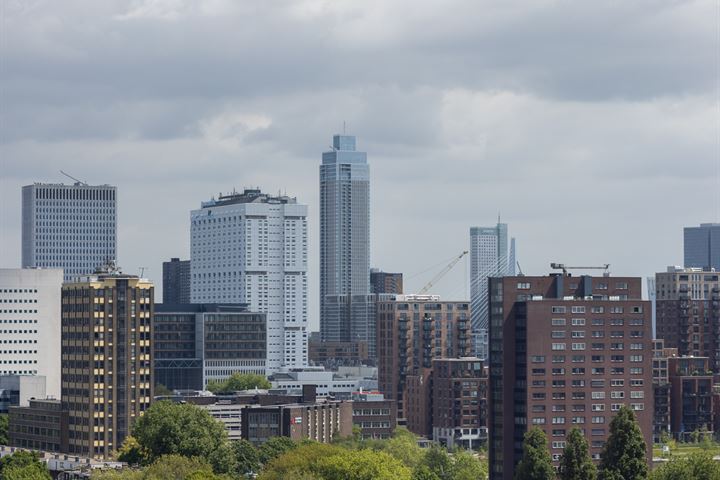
top-left (448, 450), bottom-right (487, 480)
top-left (421, 446), bottom-right (452, 479)
top-left (514, 427), bottom-right (555, 480)
top-left (378, 427), bottom-right (424, 469)
top-left (117, 435), bottom-right (147, 465)
top-left (257, 436), bottom-right (298, 465)
top-left (154, 384), bottom-right (173, 396)
top-left (207, 373), bottom-right (271, 394)
top-left (0, 450), bottom-right (51, 480)
top-left (650, 452), bottom-right (720, 480)
top-left (0, 414), bottom-right (8, 445)
top-left (92, 455), bottom-right (229, 480)
top-left (412, 465), bottom-right (441, 480)
top-left (558, 428), bottom-right (596, 480)
top-left (258, 443), bottom-right (341, 480)
top-left (598, 406), bottom-right (648, 480)
top-left (233, 439), bottom-right (260, 476)
top-left (131, 401), bottom-right (236, 474)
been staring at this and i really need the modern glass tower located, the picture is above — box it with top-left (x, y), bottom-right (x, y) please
top-left (684, 223), bottom-right (720, 271)
top-left (319, 134), bottom-right (371, 349)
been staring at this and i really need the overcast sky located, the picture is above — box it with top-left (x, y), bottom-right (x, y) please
top-left (1, 0), bottom-right (717, 330)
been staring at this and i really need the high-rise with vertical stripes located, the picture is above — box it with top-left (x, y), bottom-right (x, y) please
top-left (319, 134), bottom-right (372, 353)
top-left (22, 182), bottom-right (117, 282)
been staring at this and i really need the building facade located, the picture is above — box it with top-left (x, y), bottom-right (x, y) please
top-left (0, 376), bottom-right (46, 414)
top-left (190, 188), bottom-right (308, 373)
top-left (488, 274), bottom-right (653, 480)
top-left (652, 339), bottom-right (673, 442)
top-left (655, 266), bottom-right (720, 368)
top-left (668, 356), bottom-right (714, 439)
top-left (61, 269), bottom-right (153, 458)
top-left (370, 269), bottom-right (403, 295)
top-left (8, 399), bottom-right (68, 453)
top-left (153, 303), bottom-right (266, 390)
top-left (469, 223), bottom-right (515, 359)
top-left (162, 258), bottom-right (190, 304)
top-left (22, 183), bottom-right (117, 282)
top-left (432, 358), bottom-right (487, 449)
top-left (320, 134), bottom-right (372, 350)
top-left (684, 223), bottom-right (720, 271)
top-left (376, 294), bottom-right (472, 433)
top-left (0, 268), bottom-right (63, 397)
top-left (351, 391), bottom-right (396, 439)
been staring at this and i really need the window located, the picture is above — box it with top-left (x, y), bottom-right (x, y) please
top-left (630, 355), bottom-right (643, 362)
top-left (552, 355), bottom-right (566, 363)
top-left (552, 405), bottom-right (566, 412)
top-left (592, 318), bottom-right (605, 326)
top-left (630, 343), bottom-right (643, 350)
top-left (572, 343), bottom-right (586, 351)
top-left (632, 306), bottom-right (643, 313)
top-left (552, 368), bottom-right (565, 375)
top-left (552, 380), bottom-right (566, 388)
top-left (572, 417), bottom-right (585, 424)
top-left (552, 343), bottom-right (566, 351)
top-left (552, 331), bottom-right (567, 338)
top-left (531, 356), bottom-right (545, 363)
top-left (572, 331), bottom-right (586, 338)
top-left (571, 380), bottom-right (585, 387)
top-left (611, 343), bottom-right (624, 350)
top-left (629, 318), bottom-right (644, 326)
top-left (630, 379), bottom-right (644, 387)
top-left (610, 379), bottom-right (624, 387)
top-left (591, 306), bottom-right (604, 313)
top-left (592, 367), bottom-right (605, 375)
top-left (592, 416), bottom-right (605, 424)
top-left (552, 306), bottom-right (567, 313)
top-left (552, 417), bottom-right (566, 424)
top-left (532, 393), bottom-right (546, 400)
top-left (592, 355), bottom-right (604, 363)
top-left (591, 392), bottom-right (606, 399)
top-left (630, 403), bottom-right (644, 411)
top-left (552, 429), bottom-right (566, 437)
top-left (552, 441), bottom-right (566, 449)
top-left (532, 417), bottom-right (546, 424)
top-left (630, 391), bottom-right (644, 399)
top-left (591, 343), bottom-right (605, 350)
top-left (629, 367), bottom-right (643, 375)
top-left (572, 318), bottom-right (586, 326)
top-left (592, 404), bottom-right (605, 411)
top-left (610, 318), bottom-right (624, 325)
top-left (571, 306), bottom-right (586, 314)
top-left (611, 355), bottom-right (624, 362)
top-left (610, 391), bottom-right (625, 399)
top-left (571, 355), bottom-right (585, 363)
top-left (616, 282), bottom-right (628, 290)
top-left (518, 283), bottom-right (531, 290)
top-left (532, 368), bottom-right (546, 375)
top-left (552, 392), bottom-right (566, 400)
top-left (552, 318), bottom-right (567, 326)
top-left (610, 307), bottom-right (624, 314)
top-left (591, 331), bottom-right (605, 338)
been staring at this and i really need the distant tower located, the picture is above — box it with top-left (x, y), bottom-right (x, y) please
top-left (469, 222), bottom-right (510, 333)
top-left (22, 182), bottom-right (117, 282)
top-left (319, 134), bottom-right (371, 349)
top-left (684, 223), bottom-right (720, 270)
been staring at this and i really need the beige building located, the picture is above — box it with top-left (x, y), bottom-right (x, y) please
top-left (61, 267), bottom-right (153, 458)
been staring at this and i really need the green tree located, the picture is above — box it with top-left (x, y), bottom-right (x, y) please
top-left (0, 450), bottom-right (51, 480)
top-left (650, 451), bottom-right (720, 480)
top-left (257, 436), bottom-right (298, 465)
top-left (207, 373), bottom-right (271, 394)
top-left (558, 428), bottom-right (596, 480)
top-left (314, 448), bottom-right (412, 480)
top-left (412, 465), bottom-right (441, 480)
top-left (598, 406), bottom-right (648, 480)
top-left (258, 443), bottom-right (340, 480)
top-left (421, 445), bottom-right (452, 479)
top-left (448, 450), bottom-right (487, 480)
top-left (0, 414), bottom-right (8, 445)
top-left (154, 384), bottom-right (173, 396)
top-left (131, 401), bottom-right (236, 474)
top-left (379, 428), bottom-right (423, 469)
top-left (92, 455), bottom-right (230, 480)
top-left (514, 427), bottom-right (555, 480)
top-left (233, 439), bottom-right (260, 476)
top-left (117, 435), bottom-right (147, 465)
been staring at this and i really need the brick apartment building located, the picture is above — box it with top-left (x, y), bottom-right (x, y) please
top-left (488, 273), bottom-right (653, 480)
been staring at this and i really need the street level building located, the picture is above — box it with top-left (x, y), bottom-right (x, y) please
top-left (488, 273), bottom-right (653, 479)
top-left (190, 188), bottom-right (308, 373)
top-left (154, 303), bottom-right (266, 390)
top-left (351, 390), bottom-right (396, 439)
top-left (61, 267), bottom-right (153, 458)
top-left (22, 183), bottom-right (117, 282)
top-left (655, 266), bottom-right (720, 368)
top-left (162, 258), bottom-right (190, 304)
top-left (0, 268), bottom-right (63, 397)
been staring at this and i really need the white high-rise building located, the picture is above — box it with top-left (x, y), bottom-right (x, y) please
top-left (22, 183), bottom-right (117, 282)
top-left (0, 268), bottom-right (63, 398)
top-left (190, 189), bottom-right (308, 373)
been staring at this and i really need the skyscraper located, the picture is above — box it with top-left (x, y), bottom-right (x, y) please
top-left (319, 134), bottom-right (371, 346)
top-left (684, 223), bottom-right (720, 271)
top-left (469, 223), bottom-right (515, 358)
top-left (22, 182), bottom-right (117, 282)
top-left (190, 188), bottom-right (308, 373)
top-left (61, 266), bottom-right (153, 458)
top-left (162, 257), bottom-right (190, 304)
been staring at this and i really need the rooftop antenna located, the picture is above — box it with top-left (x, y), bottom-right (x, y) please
top-left (139, 266), bottom-right (147, 278)
top-left (343, 120), bottom-right (346, 134)
top-left (60, 170), bottom-right (88, 186)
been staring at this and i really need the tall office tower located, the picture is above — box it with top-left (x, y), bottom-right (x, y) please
top-left (376, 294), bottom-right (471, 436)
top-left (370, 269), bottom-right (403, 294)
top-left (655, 266), bottom-right (720, 368)
top-left (154, 303), bottom-right (266, 390)
top-left (320, 134), bottom-right (371, 346)
top-left (0, 268), bottom-right (63, 398)
top-left (684, 223), bottom-right (720, 270)
top-left (162, 258), bottom-right (190, 304)
top-left (22, 183), bottom-right (117, 282)
top-left (190, 189), bottom-right (308, 373)
top-left (488, 274), bottom-right (653, 480)
top-left (61, 266), bottom-right (153, 458)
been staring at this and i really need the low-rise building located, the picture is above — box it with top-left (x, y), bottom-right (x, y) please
top-left (351, 391), bottom-right (396, 439)
top-left (269, 368), bottom-right (365, 398)
top-left (668, 356), bottom-right (714, 440)
top-left (8, 399), bottom-right (67, 452)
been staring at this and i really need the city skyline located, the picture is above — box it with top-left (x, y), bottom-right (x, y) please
top-left (1, 1), bottom-right (716, 333)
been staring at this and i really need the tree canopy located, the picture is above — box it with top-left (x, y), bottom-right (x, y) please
top-left (207, 373), bottom-right (271, 394)
top-left (0, 450), bottom-right (51, 480)
top-left (598, 406), bottom-right (648, 480)
top-left (92, 454), bottom-right (230, 480)
top-left (558, 428), bottom-right (596, 480)
top-left (650, 452), bottom-right (720, 480)
top-left (514, 427), bottom-right (555, 480)
top-left (129, 401), bottom-right (236, 474)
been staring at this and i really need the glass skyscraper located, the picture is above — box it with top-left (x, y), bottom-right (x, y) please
top-left (319, 134), bottom-right (372, 353)
top-left (684, 223), bottom-right (720, 271)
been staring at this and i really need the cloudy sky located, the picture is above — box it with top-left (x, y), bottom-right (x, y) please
top-left (1, 0), bottom-right (717, 329)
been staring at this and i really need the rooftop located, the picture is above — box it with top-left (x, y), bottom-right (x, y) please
top-left (200, 188), bottom-right (296, 208)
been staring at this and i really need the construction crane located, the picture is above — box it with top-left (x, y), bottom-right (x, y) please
top-left (550, 263), bottom-right (610, 275)
top-left (418, 251), bottom-right (468, 294)
top-left (60, 170), bottom-right (88, 186)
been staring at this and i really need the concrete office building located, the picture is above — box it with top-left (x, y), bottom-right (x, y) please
top-left (0, 268), bottom-right (63, 398)
top-left (320, 134), bottom-right (372, 352)
top-left (154, 304), bottom-right (266, 390)
top-left (376, 294), bottom-right (472, 434)
top-left (684, 223), bottom-right (720, 271)
top-left (655, 266), bottom-right (720, 368)
top-left (190, 189), bottom-right (308, 373)
top-left (469, 223), bottom-right (515, 359)
top-left (0, 376), bottom-right (46, 414)
top-left (488, 274), bottom-right (653, 479)
top-left (370, 269), bottom-right (403, 295)
top-left (22, 183), bottom-right (117, 282)
top-left (162, 258), bottom-right (190, 304)
top-left (61, 267), bottom-right (153, 458)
